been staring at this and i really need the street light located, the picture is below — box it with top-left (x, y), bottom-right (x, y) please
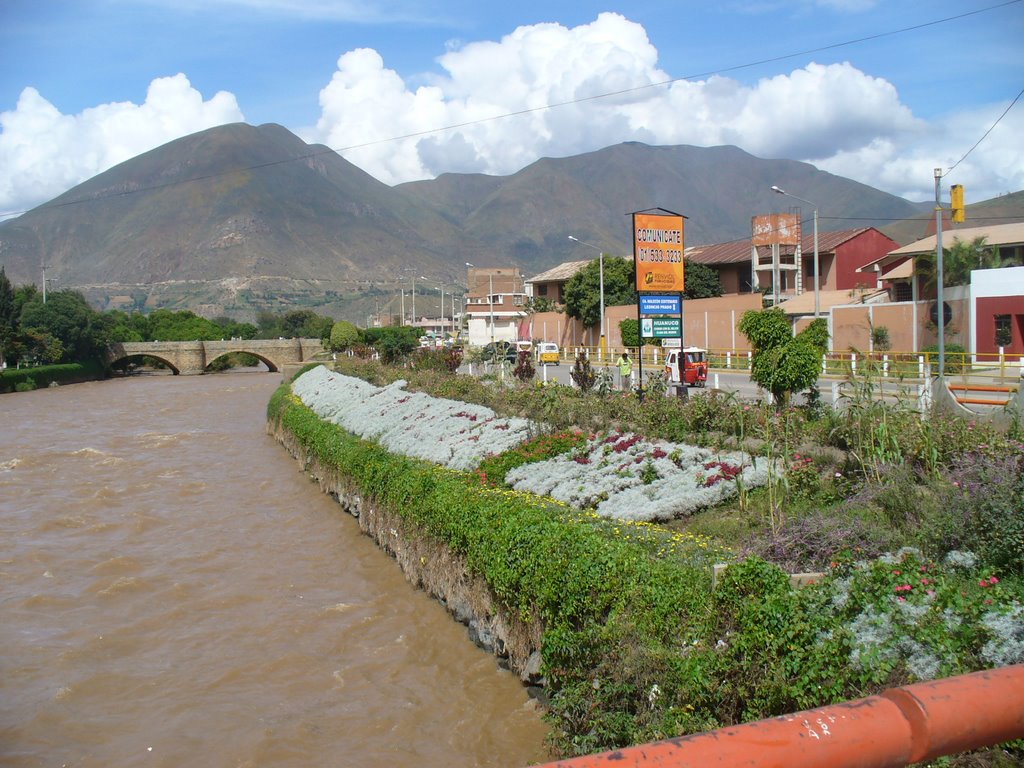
top-left (568, 235), bottom-right (605, 353)
top-left (771, 186), bottom-right (820, 318)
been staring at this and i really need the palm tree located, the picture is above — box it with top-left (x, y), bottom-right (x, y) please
top-left (913, 235), bottom-right (1006, 297)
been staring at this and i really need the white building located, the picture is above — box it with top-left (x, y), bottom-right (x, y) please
top-left (464, 266), bottom-right (528, 347)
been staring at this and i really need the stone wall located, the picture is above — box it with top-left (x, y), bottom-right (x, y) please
top-left (267, 417), bottom-right (546, 692)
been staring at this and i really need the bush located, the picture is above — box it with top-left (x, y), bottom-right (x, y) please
top-left (947, 450), bottom-right (1024, 573)
top-left (0, 360), bottom-right (106, 393)
top-left (513, 350), bottom-right (535, 383)
top-left (570, 352), bottom-right (597, 392)
top-left (923, 342), bottom-right (966, 373)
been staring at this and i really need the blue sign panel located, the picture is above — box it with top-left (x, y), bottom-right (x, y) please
top-left (639, 294), bottom-right (681, 315)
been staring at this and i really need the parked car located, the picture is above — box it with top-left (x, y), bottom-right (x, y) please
top-left (482, 341), bottom-right (518, 363)
top-left (536, 342), bottom-right (560, 365)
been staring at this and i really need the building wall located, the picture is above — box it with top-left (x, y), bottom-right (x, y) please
top-left (971, 266), bottom-right (1024, 361)
top-left (524, 294), bottom-right (763, 351)
top-left (830, 298), bottom-right (969, 354)
top-left (832, 230), bottom-right (901, 291)
top-left (466, 316), bottom-right (521, 347)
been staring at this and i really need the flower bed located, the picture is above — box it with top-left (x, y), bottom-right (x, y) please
top-left (292, 365), bottom-right (532, 471)
top-left (293, 366), bottom-right (771, 521)
top-left (506, 432), bottom-right (770, 522)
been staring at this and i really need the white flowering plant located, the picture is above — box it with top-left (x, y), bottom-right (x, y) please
top-left (293, 367), bottom-right (772, 522)
top-left (292, 365), bottom-right (533, 471)
top-left (506, 431), bottom-right (772, 522)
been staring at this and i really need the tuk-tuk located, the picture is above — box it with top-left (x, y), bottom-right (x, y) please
top-left (536, 342), bottom-right (560, 365)
top-left (664, 347), bottom-right (708, 387)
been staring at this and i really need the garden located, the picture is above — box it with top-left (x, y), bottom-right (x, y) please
top-left (270, 343), bottom-right (1024, 764)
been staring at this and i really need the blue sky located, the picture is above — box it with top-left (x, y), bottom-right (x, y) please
top-left (1, 0), bottom-right (1022, 218)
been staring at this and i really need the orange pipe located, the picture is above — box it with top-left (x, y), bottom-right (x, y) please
top-left (532, 666), bottom-right (1024, 768)
top-left (956, 397), bottom-right (1011, 406)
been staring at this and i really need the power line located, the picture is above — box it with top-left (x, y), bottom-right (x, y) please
top-left (946, 86), bottom-right (1024, 176)
top-left (0, 0), bottom-right (1020, 221)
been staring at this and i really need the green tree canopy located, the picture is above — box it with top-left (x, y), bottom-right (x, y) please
top-left (19, 290), bottom-right (104, 363)
top-left (683, 258), bottom-right (724, 299)
top-left (0, 267), bottom-right (13, 365)
top-left (564, 256), bottom-right (636, 328)
top-left (0, 267), bottom-right (13, 328)
top-left (146, 309), bottom-right (225, 341)
top-left (913, 235), bottom-right (1009, 295)
top-left (738, 308), bottom-right (829, 408)
top-left (329, 320), bottom-right (360, 351)
top-left (362, 325), bottom-right (420, 362)
top-left (259, 309), bottom-right (335, 341)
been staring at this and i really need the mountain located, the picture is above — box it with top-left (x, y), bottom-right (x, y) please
top-left (880, 190), bottom-right (1024, 245)
top-left (1, 122), bottom-right (1017, 322)
top-left (400, 142), bottom-right (931, 266)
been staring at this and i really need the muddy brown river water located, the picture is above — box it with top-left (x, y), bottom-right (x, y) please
top-left (0, 371), bottom-right (549, 767)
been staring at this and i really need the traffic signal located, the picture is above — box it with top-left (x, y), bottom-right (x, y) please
top-left (951, 184), bottom-right (965, 223)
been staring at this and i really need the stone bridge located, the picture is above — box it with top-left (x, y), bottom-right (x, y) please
top-left (106, 338), bottom-right (326, 375)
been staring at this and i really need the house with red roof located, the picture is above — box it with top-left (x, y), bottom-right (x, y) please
top-left (686, 227), bottom-right (901, 302)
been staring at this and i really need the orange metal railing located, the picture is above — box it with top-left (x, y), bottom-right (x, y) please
top-left (532, 665), bottom-right (1024, 768)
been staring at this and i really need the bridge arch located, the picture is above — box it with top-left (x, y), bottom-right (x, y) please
top-left (108, 352), bottom-right (182, 375)
top-left (106, 338), bottom-right (324, 376)
top-left (204, 348), bottom-right (279, 373)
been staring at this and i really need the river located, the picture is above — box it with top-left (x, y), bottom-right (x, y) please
top-left (0, 370), bottom-right (550, 767)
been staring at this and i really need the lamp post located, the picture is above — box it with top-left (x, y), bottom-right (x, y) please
top-left (771, 186), bottom-right (819, 318)
top-left (568, 236), bottom-right (605, 354)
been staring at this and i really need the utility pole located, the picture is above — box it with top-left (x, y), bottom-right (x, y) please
top-left (934, 167), bottom-right (946, 380)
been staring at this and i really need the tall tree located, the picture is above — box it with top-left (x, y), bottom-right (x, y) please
top-left (913, 235), bottom-right (1004, 296)
top-left (0, 267), bottom-right (13, 328)
top-left (683, 258), bottom-right (724, 299)
top-left (564, 256), bottom-right (636, 328)
top-left (739, 308), bottom-right (829, 408)
top-left (18, 290), bottom-right (103, 363)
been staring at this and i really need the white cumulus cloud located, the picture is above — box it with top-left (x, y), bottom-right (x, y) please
top-left (0, 74), bottom-right (244, 215)
top-left (302, 12), bottom-right (1020, 201)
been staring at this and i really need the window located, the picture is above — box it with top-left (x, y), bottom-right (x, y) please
top-left (537, 284), bottom-right (548, 297)
top-left (893, 282), bottom-right (912, 302)
top-left (513, 295), bottom-right (525, 306)
top-left (995, 314), bottom-right (1012, 347)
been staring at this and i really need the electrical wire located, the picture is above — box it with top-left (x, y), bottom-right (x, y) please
top-left (945, 86), bottom-right (1024, 176)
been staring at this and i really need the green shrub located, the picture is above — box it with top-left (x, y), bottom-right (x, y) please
top-left (271, 377), bottom-right (1024, 761)
top-left (923, 342), bottom-right (966, 373)
top-left (1, 360), bottom-right (105, 393)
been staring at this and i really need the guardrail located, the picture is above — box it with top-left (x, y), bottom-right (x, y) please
top-left (531, 665), bottom-right (1024, 768)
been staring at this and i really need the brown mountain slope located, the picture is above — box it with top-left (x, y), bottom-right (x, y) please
top-left (0, 123), bottom-right (470, 291)
top-left (3, 122), bottom-right (1016, 322)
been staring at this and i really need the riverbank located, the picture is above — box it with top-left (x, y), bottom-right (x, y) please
top-left (269, 365), bottom-right (1024, 762)
top-left (0, 360), bottom-right (107, 392)
top-left (268, 411), bottom-right (548, 690)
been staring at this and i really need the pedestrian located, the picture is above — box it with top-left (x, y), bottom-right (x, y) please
top-left (617, 351), bottom-right (633, 391)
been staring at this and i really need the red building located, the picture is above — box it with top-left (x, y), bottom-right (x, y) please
top-left (687, 227), bottom-right (900, 298)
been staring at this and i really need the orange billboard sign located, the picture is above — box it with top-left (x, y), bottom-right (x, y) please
top-left (752, 213), bottom-right (801, 246)
top-left (634, 213), bottom-right (685, 292)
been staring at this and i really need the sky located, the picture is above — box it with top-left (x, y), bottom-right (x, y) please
top-left (1, 0), bottom-right (1022, 221)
